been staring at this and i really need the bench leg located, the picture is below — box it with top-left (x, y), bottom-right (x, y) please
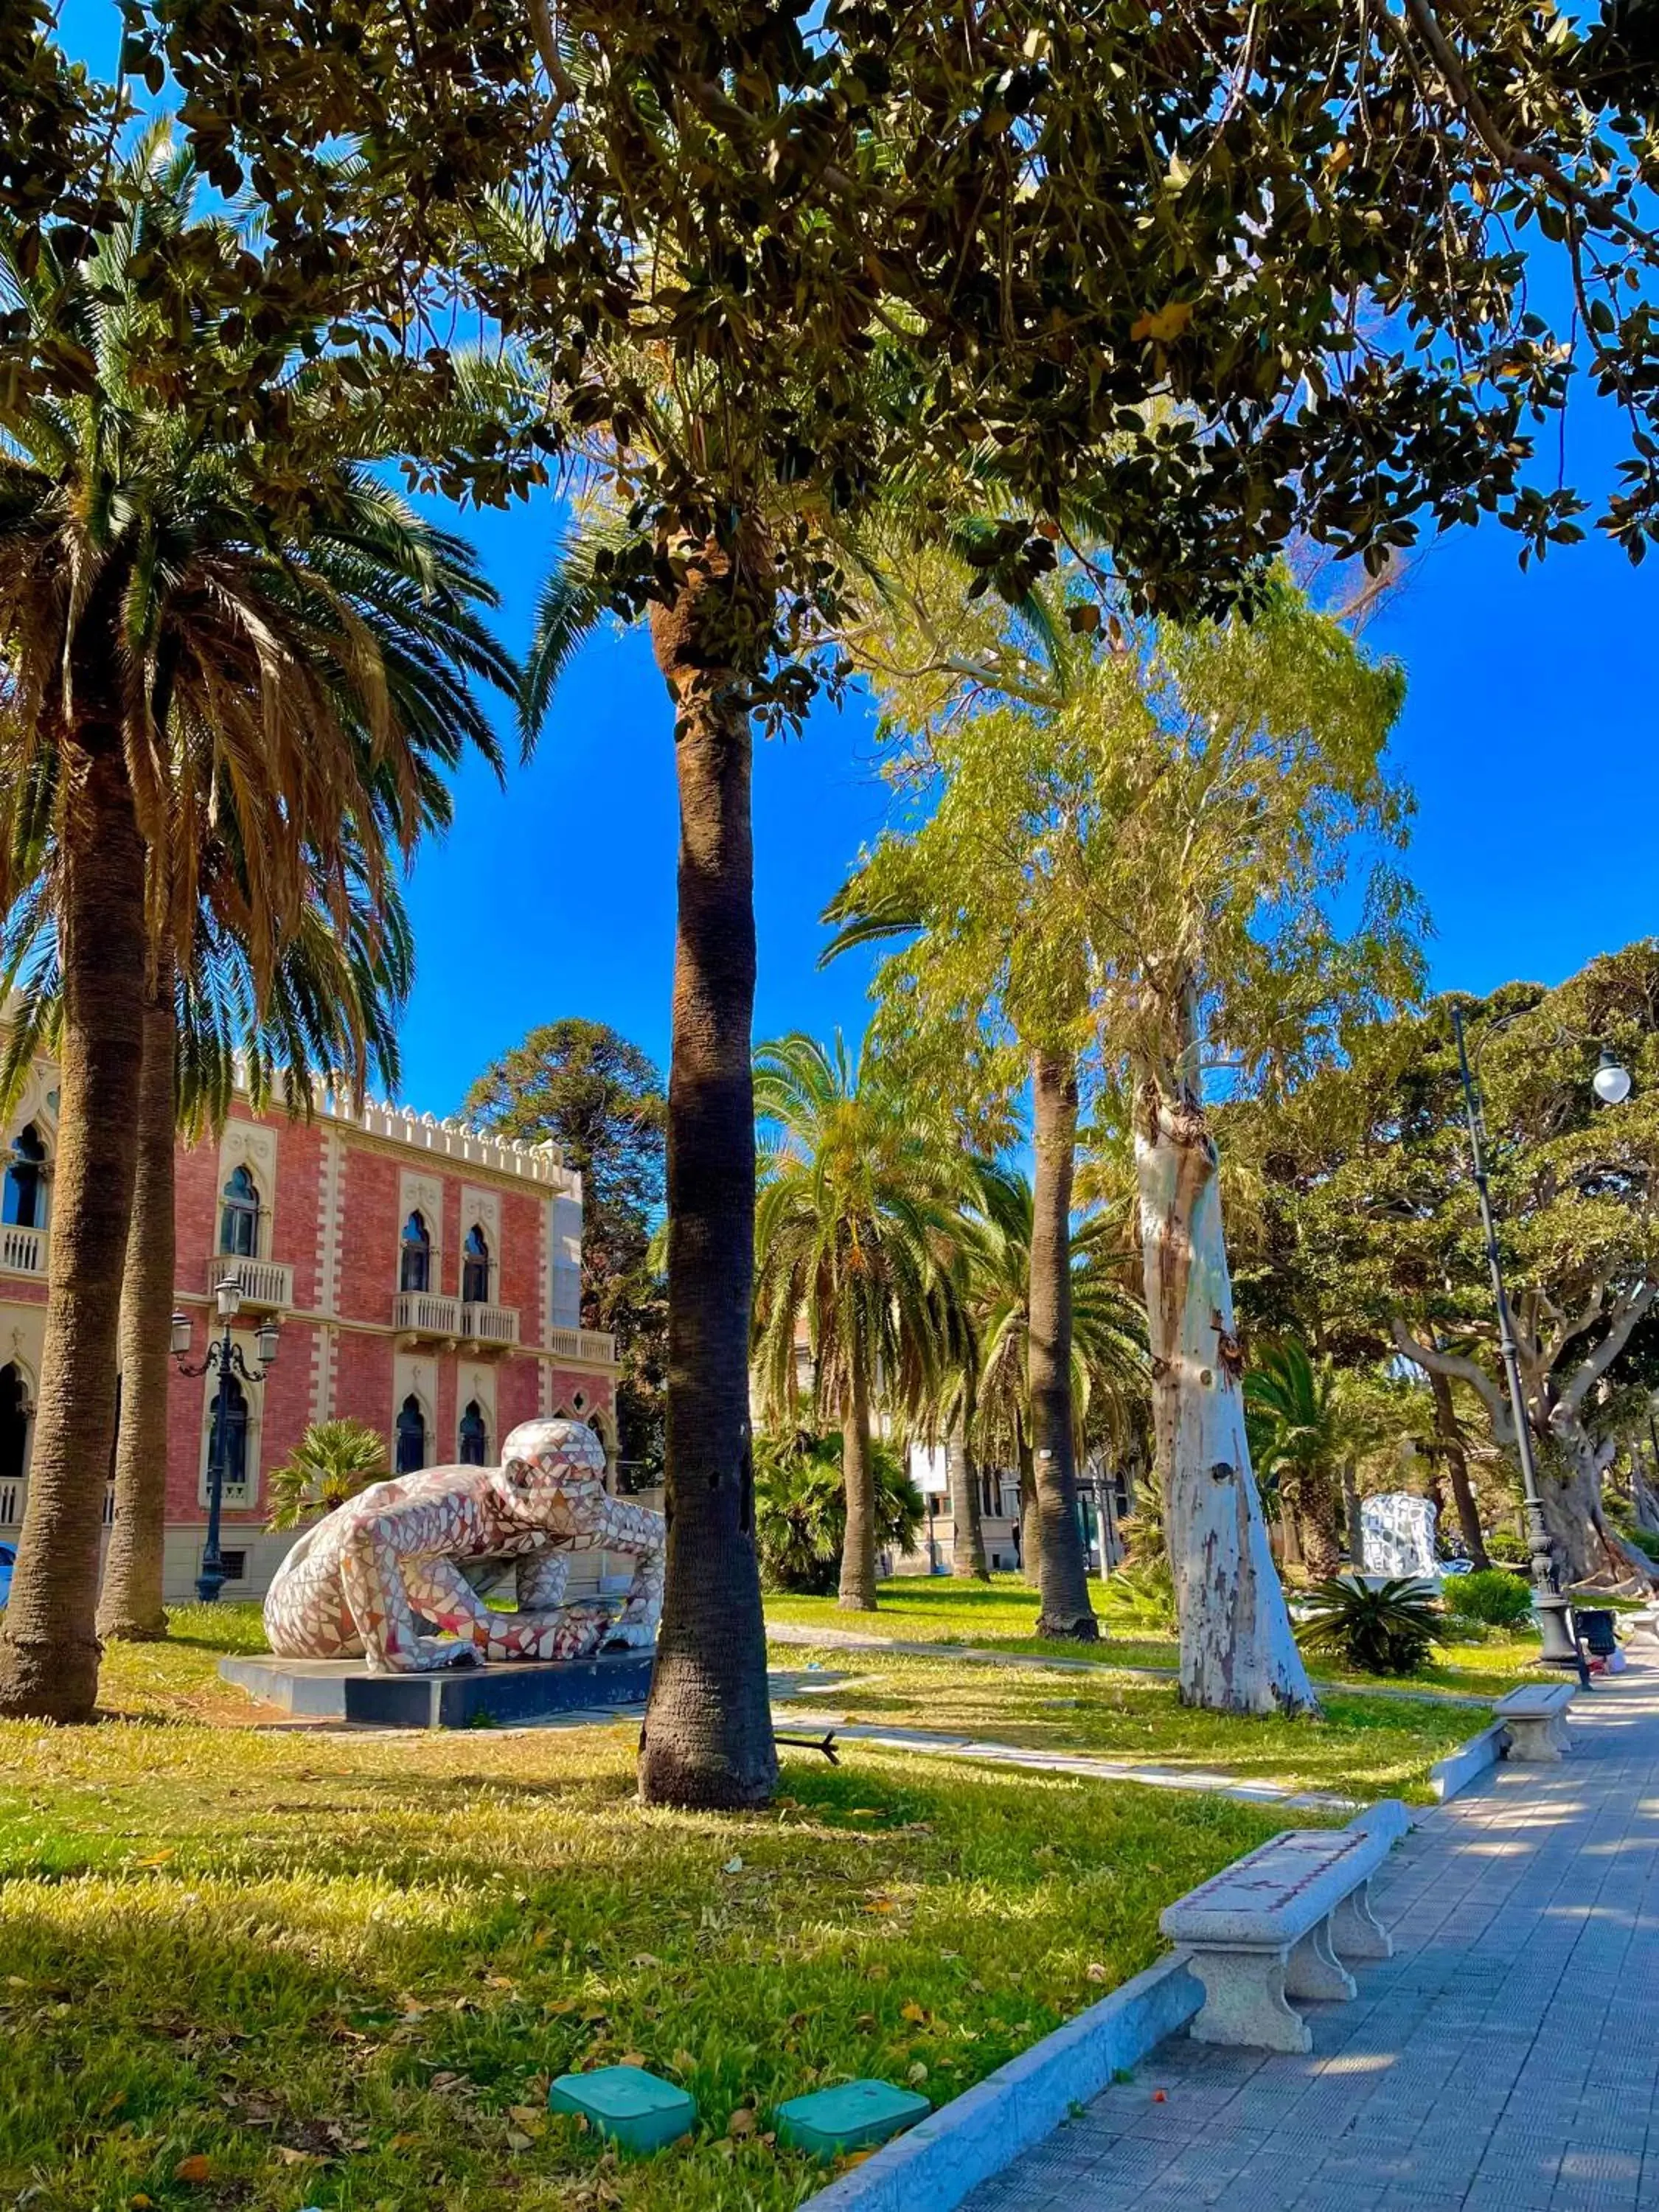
top-left (1506, 1715), bottom-right (1569, 1762)
top-left (1187, 1947), bottom-right (1311, 2054)
top-left (1284, 1917), bottom-right (1357, 2003)
top-left (1329, 1879), bottom-right (1393, 1963)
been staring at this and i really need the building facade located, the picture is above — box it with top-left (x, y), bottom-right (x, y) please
top-left (0, 1063), bottom-right (619, 1603)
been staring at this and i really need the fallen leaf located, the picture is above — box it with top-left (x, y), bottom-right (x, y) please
top-left (906, 2063), bottom-right (928, 2086)
top-left (631, 1952), bottom-right (661, 1969)
top-left (728, 2109), bottom-right (757, 2138)
top-left (507, 2106), bottom-right (545, 2132)
top-left (172, 2156), bottom-right (212, 2185)
top-left (505, 2130), bottom-right (533, 2151)
top-left (616, 2051), bottom-right (648, 2070)
top-left (273, 2146), bottom-right (311, 2166)
top-left (135, 1850), bottom-right (176, 1868)
top-left (670, 2049), bottom-right (696, 2075)
top-left (1085, 1964), bottom-right (1109, 1983)
top-left (130, 2198), bottom-right (154, 2209)
top-left (900, 2002), bottom-right (927, 2024)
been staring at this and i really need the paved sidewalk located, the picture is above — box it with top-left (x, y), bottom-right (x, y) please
top-left (961, 1658), bottom-right (1659, 2212)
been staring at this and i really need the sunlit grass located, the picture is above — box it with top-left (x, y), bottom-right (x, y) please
top-left (1, 1618), bottom-right (1314, 2212)
top-left (773, 1646), bottom-right (1483, 1803)
top-left (763, 1574), bottom-right (1541, 1697)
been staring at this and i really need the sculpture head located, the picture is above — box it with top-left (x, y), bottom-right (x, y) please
top-left (493, 1416), bottom-right (608, 1526)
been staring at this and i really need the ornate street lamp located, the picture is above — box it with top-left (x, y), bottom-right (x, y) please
top-left (1451, 1009), bottom-right (1631, 1685)
top-left (171, 1274), bottom-right (279, 1604)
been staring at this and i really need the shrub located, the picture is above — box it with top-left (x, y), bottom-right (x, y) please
top-left (266, 1419), bottom-right (389, 1530)
top-left (1625, 1525), bottom-right (1659, 1562)
top-left (1444, 1568), bottom-right (1534, 1628)
top-left (1294, 1575), bottom-right (1442, 1676)
top-left (754, 1428), bottom-right (924, 1594)
top-left (1485, 1529), bottom-right (1530, 1565)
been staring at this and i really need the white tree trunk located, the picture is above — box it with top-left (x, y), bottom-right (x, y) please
top-left (1136, 1079), bottom-right (1318, 1716)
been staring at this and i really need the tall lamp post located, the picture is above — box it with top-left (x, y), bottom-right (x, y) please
top-left (1451, 1008), bottom-right (1629, 1685)
top-left (172, 1275), bottom-right (279, 1604)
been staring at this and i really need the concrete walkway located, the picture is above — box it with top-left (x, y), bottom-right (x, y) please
top-left (961, 1657), bottom-right (1659, 2212)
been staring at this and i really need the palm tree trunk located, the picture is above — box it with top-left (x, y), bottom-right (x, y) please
top-left (838, 1364), bottom-right (877, 1609)
top-left (1018, 1427), bottom-right (1038, 1582)
top-left (637, 537), bottom-right (777, 1809)
top-left (1426, 1365), bottom-right (1489, 1568)
top-left (1300, 1469), bottom-right (1343, 1579)
top-left (1028, 1049), bottom-right (1097, 1641)
top-left (947, 1424), bottom-right (989, 1579)
top-left (97, 959), bottom-right (176, 1642)
top-left (1135, 1027), bottom-right (1315, 1717)
top-left (0, 720), bottom-right (147, 1720)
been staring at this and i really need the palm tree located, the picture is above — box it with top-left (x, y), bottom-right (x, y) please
top-left (1244, 1340), bottom-right (1347, 1579)
top-left (968, 1164), bottom-right (1148, 1599)
top-left (0, 132), bottom-right (514, 1717)
top-left (751, 1032), bottom-right (970, 1610)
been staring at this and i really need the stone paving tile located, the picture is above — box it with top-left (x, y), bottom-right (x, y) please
top-left (959, 1659), bottom-right (1659, 2212)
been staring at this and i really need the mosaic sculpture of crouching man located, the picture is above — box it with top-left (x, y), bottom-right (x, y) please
top-left (263, 1417), bottom-right (664, 1674)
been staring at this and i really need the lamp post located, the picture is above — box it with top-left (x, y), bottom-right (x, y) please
top-left (172, 1274), bottom-right (279, 1603)
top-left (1450, 1008), bottom-right (1630, 1685)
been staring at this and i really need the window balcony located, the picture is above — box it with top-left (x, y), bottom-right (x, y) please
top-left (462, 1301), bottom-right (520, 1350)
top-left (209, 1252), bottom-right (293, 1311)
top-left (546, 1324), bottom-right (617, 1365)
top-left (0, 1223), bottom-right (46, 1277)
top-left (393, 1290), bottom-right (463, 1342)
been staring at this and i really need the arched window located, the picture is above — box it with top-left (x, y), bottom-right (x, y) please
top-left (3, 1124), bottom-right (46, 1229)
top-left (461, 1225), bottom-right (490, 1305)
top-left (400, 1211), bottom-right (431, 1294)
top-left (209, 1373), bottom-right (249, 1492)
top-left (219, 1164), bottom-right (260, 1257)
top-left (395, 1393), bottom-right (427, 1475)
top-left (0, 1363), bottom-right (29, 1496)
top-left (458, 1399), bottom-right (488, 1467)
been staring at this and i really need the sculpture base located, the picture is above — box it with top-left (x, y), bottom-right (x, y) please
top-left (220, 1649), bottom-right (655, 1728)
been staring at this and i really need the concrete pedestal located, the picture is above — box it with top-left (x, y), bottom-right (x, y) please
top-left (219, 1648), bottom-right (655, 1727)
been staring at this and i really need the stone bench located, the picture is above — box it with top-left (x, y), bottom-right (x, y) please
top-left (1159, 1812), bottom-right (1402, 2055)
top-left (1495, 1680), bottom-right (1576, 1761)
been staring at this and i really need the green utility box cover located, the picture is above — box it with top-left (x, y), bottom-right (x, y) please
top-left (547, 2065), bottom-right (696, 2153)
top-left (776, 2078), bottom-right (931, 2159)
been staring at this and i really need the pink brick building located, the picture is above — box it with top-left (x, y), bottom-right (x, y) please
top-left (0, 1058), bottom-right (618, 1602)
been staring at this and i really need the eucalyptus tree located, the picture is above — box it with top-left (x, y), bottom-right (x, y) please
top-left (838, 578), bottom-right (1419, 1712)
top-left (751, 1032), bottom-right (969, 1610)
top-left (0, 133), bottom-right (513, 1719)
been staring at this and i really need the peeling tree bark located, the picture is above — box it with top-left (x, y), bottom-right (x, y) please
top-left (1135, 1065), bottom-right (1317, 1716)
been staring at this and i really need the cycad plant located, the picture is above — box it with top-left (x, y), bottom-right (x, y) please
top-left (0, 129), bottom-right (514, 1717)
top-left (1295, 1575), bottom-right (1442, 1677)
top-left (751, 1032), bottom-right (970, 1610)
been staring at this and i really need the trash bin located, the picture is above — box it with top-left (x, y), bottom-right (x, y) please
top-left (1573, 1607), bottom-right (1618, 1658)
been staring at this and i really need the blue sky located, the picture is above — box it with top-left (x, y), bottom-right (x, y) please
top-left (52, 2), bottom-right (1659, 1114)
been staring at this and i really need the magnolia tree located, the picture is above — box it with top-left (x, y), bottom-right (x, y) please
top-left (842, 577), bottom-right (1419, 1712)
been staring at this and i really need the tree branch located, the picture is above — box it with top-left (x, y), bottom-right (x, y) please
top-left (1556, 1279), bottom-right (1659, 1422)
top-left (1390, 1316), bottom-right (1512, 1442)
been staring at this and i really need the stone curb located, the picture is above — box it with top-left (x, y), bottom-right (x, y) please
top-left (798, 1948), bottom-right (1204, 2212)
top-left (800, 1802), bottom-right (1411, 2212)
top-left (1427, 1718), bottom-right (1509, 1802)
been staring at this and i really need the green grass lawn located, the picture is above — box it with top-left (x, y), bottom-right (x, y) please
top-left (1, 1622), bottom-right (1315, 2212)
top-left (773, 1646), bottom-right (1484, 1803)
top-left (764, 1573), bottom-right (1542, 1698)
